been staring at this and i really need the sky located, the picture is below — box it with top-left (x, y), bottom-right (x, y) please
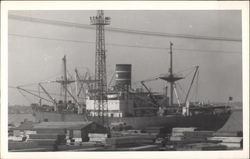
top-left (8, 10), bottom-right (242, 105)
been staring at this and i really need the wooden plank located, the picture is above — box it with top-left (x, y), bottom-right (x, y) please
top-left (128, 145), bottom-right (158, 151)
top-left (219, 143), bottom-right (241, 148)
top-left (213, 131), bottom-right (238, 137)
top-left (183, 131), bottom-right (213, 137)
top-left (172, 127), bottom-right (196, 133)
top-left (106, 136), bottom-right (155, 147)
top-left (202, 145), bottom-right (227, 150)
top-left (9, 147), bottom-right (53, 152)
top-left (29, 134), bottom-right (58, 139)
top-left (170, 136), bottom-right (183, 141)
top-left (88, 133), bottom-right (108, 138)
top-left (208, 137), bottom-right (242, 143)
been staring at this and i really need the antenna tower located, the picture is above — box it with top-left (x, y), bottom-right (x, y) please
top-left (90, 10), bottom-right (110, 124)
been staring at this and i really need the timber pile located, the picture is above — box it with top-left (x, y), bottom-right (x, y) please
top-left (171, 127), bottom-right (196, 136)
top-left (201, 145), bottom-right (228, 150)
top-left (207, 137), bottom-right (243, 149)
top-left (10, 147), bottom-right (53, 152)
top-left (182, 131), bottom-right (213, 142)
top-left (28, 139), bottom-right (57, 146)
top-left (144, 127), bottom-right (163, 134)
top-left (8, 136), bottom-right (23, 141)
top-left (125, 145), bottom-right (158, 151)
top-left (106, 135), bottom-right (155, 148)
top-left (88, 133), bottom-right (108, 143)
top-left (110, 131), bottom-right (123, 137)
top-left (9, 141), bottom-right (39, 150)
top-left (177, 142), bottom-right (227, 151)
top-left (110, 130), bottom-right (157, 138)
top-left (213, 131), bottom-right (243, 137)
top-left (58, 142), bottom-right (99, 151)
top-left (28, 134), bottom-right (57, 146)
top-left (28, 133), bottom-right (66, 147)
top-left (170, 127), bottom-right (214, 144)
top-left (29, 134), bottom-right (58, 139)
top-left (169, 127), bottom-right (243, 150)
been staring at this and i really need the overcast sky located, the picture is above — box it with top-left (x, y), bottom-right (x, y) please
top-left (8, 10), bottom-right (242, 105)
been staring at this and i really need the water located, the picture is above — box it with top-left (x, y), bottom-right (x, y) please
top-left (9, 113), bottom-right (35, 126)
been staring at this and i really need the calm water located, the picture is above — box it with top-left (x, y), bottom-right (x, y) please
top-left (9, 113), bottom-right (35, 126)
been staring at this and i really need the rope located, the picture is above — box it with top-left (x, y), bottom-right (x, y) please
top-left (183, 69), bottom-right (195, 78)
top-left (175, 83), bottom-right (184, 103)
top-left (195, 70), bottom-right (199, 102)
top-left (18, 89), bottom-right (32, 103)
top-left (176, 82), bottom-right (187, 98)
top-left (173, 84), bottom-right (181, 106)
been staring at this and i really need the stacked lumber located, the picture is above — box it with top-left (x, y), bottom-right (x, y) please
top-left (213, 131), bottom-right (242, 137)
top-left (170, 127), bottom-right (214, 144)
top-left (28, 133), bottom-right (66, 147)
top-left (207, 137), bottom-right (243, 148)
top-left (29, 139), bottom-right (56, 146)
top-left (119, 130), bottom-right (142, 136)
top-left (183, 131), bottom-right (213, 138)
top-left (10, 147), bottom-right (53, 152)
top-left (170, 127), bottom-right (196, 142)
top-left (179, 142), bottom-right (227, 150)
top-left (75, 138), bottom-right (82, 142)
top-left (144, 127), bottom-right (163, 134)
top-left (201, 145), bottom-right (228, 150)
top-left (111, 130), bottom-right (156, 138)
top-left (182, 131), bottom-right (213, 142)
top-left (169, 136), bottom-right (183, 141)
top-left (25, 130), bottom-right (36, 135)
top-left (171, 127), bottom-right (196, 136)
top-left (110, 131), bottom-right (123, 137)
top-left (106, 135), bottom-right (155, 148)
top-left (88, 133), bottom-right (108, 143)
top-left (127, 145), bottom-right (158, 151)
top-left (8, 141), bottom-right (39, 150)
top-left (36, 129), bottom-right (65, 134)
top-left (8, 136), bottom-right (23, 141)
top-left (29, 134), bottom-right (58, 139)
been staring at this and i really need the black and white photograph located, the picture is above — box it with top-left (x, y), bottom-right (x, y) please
top-left (1, 1), bottom-right (249, 159)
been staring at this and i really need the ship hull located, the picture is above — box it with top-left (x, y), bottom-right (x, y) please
top-left (33, 110), bottom-right (231, 131)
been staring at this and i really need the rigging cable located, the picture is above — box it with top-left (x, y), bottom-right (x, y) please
top-left (9, 33), bottom-right (241, 55)
top-left (9, 14), bottom-right (241, 42)
top-left (195, 69), bottom-right (199, 102)
top-left (176, 82), bottom-right (186, 101)
top-left (9, 86), bottom-right (87, 101)
top-left (17, 88), bottom-right (32, 103)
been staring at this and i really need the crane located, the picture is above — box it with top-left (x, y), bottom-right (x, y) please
top-left (140, 78), bottom-right (161, 108)
top-left (38, 83), bottom-right (57, 106)
top-left (184, 66), bottom-right (199, 104)
top-left (16, 86), bottom-right (53, 104)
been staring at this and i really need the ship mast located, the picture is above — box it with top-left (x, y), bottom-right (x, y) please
top-left (169, 42), bottom-right (174, 106)
top-left (159, 42), bottom-right (183, 106)
top-left (62, 55), bottom-right (68, 106)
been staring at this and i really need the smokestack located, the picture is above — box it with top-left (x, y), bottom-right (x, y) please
top-left (115, 64), bottom-right (132, 91)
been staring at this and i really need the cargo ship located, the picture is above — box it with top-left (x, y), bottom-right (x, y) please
top-left (19, 48), bottom-right (231, 131)
top-left (16, 11), bottom-right (232, 131)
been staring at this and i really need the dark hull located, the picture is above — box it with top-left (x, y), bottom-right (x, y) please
top-left (33, 110), bottom-right (231, 131)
